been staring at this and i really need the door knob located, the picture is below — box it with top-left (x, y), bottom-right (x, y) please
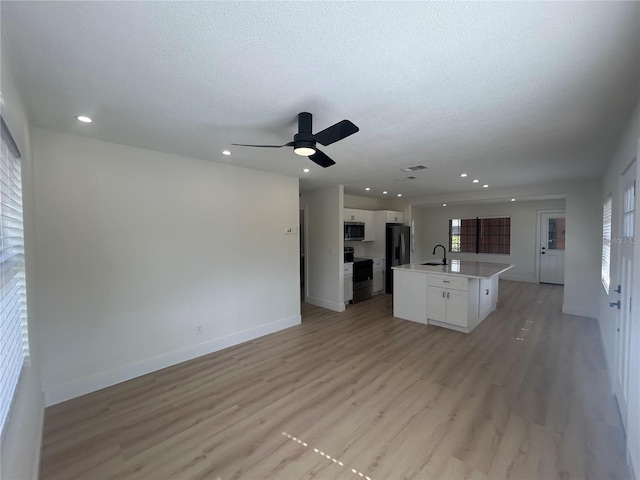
top-left (541, 252), bottom-right (546, 255)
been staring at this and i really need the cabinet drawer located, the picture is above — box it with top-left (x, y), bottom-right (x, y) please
top-left (343, 263), bottom-right (353, 275)
top-left (427, 274), bottom-right (468, 291)
top-left (372, 258), bottom-right (384, 270)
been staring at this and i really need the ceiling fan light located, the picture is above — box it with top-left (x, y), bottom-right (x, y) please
top-left (294, 146), bottom-right (316, 156)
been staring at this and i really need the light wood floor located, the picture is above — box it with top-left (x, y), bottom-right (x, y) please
top-left (40, 281), bottom-right (630, 479)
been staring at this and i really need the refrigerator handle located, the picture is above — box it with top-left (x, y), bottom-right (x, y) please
top-left (400, 234), bottom-right (406, 264)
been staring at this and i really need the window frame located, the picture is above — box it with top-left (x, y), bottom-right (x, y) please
top-left (449, 216), bottom-right (511, 255)
top-left (602, 196), bottom-right (612, 294)
top-left (0, 116), bottom-right (29, 437)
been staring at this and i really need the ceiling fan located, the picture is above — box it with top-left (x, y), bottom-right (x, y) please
top-left (232, 112), bottom-right (359, 168)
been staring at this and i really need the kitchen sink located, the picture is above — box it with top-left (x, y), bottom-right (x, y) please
top-left (422, 262), bottom-right (444, 266)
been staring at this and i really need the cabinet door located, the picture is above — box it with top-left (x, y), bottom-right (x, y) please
top-left (373, 270), bottom-right (384, 293)
top-left (344, 208), bottom-right (357, 222)
top-left (445, 289), bottom-right (468, 327)
top-left (385, 211), bottom-right (404, 224)
top-left (478, 278), bottom-right (492, 320)
top-left (361, 210), bottom-right (375, 241)
top-left (427, 287), bottom-right (447, 322)
top-left (344, 275), bottom-right (353, 303)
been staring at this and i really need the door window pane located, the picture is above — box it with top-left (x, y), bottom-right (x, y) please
top-left (547, 218), bottom-right (565, 250)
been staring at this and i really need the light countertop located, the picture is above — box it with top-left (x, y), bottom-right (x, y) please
top-left (392, 259), bottom-right (513, 279)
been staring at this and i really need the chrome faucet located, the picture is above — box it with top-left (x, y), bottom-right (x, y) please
top-left (433, 244), bottom-right (447, 265)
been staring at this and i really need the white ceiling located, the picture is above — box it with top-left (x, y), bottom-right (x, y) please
top-left (1, 1), bottom-right (638, 198)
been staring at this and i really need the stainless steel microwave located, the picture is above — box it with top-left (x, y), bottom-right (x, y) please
top-left (344, 222), bottom-right (365, 241)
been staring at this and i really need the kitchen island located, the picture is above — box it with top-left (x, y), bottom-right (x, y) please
top-left (392, 260), bottom-right (513, 333)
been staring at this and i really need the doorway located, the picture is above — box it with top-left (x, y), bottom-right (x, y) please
top-left (538, 211), bottom-right (566, 284)
top-left (613, 159), bottom-right (636, 431)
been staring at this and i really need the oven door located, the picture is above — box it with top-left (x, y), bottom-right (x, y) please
top-left (352, 259), bottom-right (374, 303)
top-left (353, 260), bottom-right (373, 283)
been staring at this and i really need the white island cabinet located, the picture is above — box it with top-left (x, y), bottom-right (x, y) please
top-left (392, 260), bottom-right (513, 333)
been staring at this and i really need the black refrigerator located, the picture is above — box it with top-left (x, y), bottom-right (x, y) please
top-left (385, 224), bottom-right (411, 293)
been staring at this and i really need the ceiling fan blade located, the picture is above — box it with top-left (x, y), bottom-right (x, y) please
top-left (309, 149), bottom-right (336, 168)
top-left (231, 142), bottom-right (294, 148)
top-left (313, 120), bottom-right (359, 146)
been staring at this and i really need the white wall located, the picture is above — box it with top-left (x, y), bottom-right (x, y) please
top-left (300, 186), bottom-right (344, 311)
top-left (417, 199), bottom-right (566, 283)
top-left (599, 101), bottom-right (640, 477)
top-left (562, 180), bottom-right (603, 317)
top-left (0, 39), bottom-right (45, 480)
top-left (31, 129), bottom-right (301, 405)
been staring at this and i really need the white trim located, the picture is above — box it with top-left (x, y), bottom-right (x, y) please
top-left (304, 295), bottom-right (345, 312)
top-left (562, 304), bottom-right (597, 319)
top-left (44, 314), bottom-right (301, 406)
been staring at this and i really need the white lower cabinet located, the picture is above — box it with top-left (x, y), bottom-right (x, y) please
top-left (393, 270), bottom-right (428, 324)
top-left (478, 276), bottom-right (498, 321)
top-left (427, 287), bottom-right (468, 328)
top-left (344, 263), bottom-right (353, 304)
top-left (372, 258), bottom-right (385, 295)
top-left (427, 274), bottom-right (470, 328)
top-left (393, 264), bottom-right (509, 333)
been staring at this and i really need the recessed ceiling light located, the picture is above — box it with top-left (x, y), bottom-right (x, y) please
top-left (365, 187), bottom-right (371, 191)
top-left (76, 115), bottom-right (92, 123)
top-left (443, 203), bottom-right (447, 207)
top-left (303, 168), bottom-right (310, 173)
top-left (397, 193), bottom-right (402, 197)
top-left (222, 150), bottom-right (231, 156)
top-left (511, 198), bottom-right (516, 202)
top-left (382, 191), bottom-right (388, 195)
top-left (472, 179), bottom-right (479, 183)
top-left (460, 173), bottom-right (468, 178)
top-left (483, 184), bottom-right (489, 188)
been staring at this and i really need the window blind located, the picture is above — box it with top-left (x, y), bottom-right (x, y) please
top-left (602, 196), bottom-right (612, 294)
top-left (0, 117), bottom-right (28, 437)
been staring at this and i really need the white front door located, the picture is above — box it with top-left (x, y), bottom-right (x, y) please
top-left (539, 212), bottom-right (566, 284)
top-left (613, 160), bottom-right (636, 431)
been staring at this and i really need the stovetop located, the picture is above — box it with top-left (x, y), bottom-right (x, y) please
top-left (353, 257), bottom-right (374, 263)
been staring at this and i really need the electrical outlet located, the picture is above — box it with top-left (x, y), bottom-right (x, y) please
top-left (195, 324), bottom-right (203, 335)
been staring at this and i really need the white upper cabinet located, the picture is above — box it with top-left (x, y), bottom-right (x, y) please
top-left (384, 210), bottom-right (404, 224)
top-left (343, 208), bottom-right (359, 222)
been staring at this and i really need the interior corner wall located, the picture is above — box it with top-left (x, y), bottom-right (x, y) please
top-left (562, 180), bottom-right (604, 318)
top-left (31, 128), bottom-right (301, 406)
top-left (418, 199), bottom-right (566, 282)
top-left (301, 185), bottom-right (344, 312)
top-left (0, 42), bottom-right (45, 480)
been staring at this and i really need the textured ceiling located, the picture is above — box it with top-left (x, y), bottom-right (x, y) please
top-left (1, 1), bottom-right (638, 198)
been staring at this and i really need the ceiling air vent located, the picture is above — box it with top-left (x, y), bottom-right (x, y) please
top-left (399, 165), bottom-right (427, 173)
top-left (394, 176), bottom-right (417, 182)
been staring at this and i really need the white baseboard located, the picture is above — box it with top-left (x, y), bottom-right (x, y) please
top-left (305, 295), bottom-right (345, 312)
top-left (562, 304), bottom-right (597, 319)
top-left (500, 274), bottom-right (538, 283)
top-left (44, 315), bottom-right (301, 406)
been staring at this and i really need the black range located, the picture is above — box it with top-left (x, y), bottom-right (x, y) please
top-left (352, 257), bottom-right (374, 303)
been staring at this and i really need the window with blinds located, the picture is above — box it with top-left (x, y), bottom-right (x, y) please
top-left (0, 117), bottom-right (28, 436)
top-left (449, 217), bottom-right (511, 254)
top-left (602, 196), bottom-right (612, 294)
